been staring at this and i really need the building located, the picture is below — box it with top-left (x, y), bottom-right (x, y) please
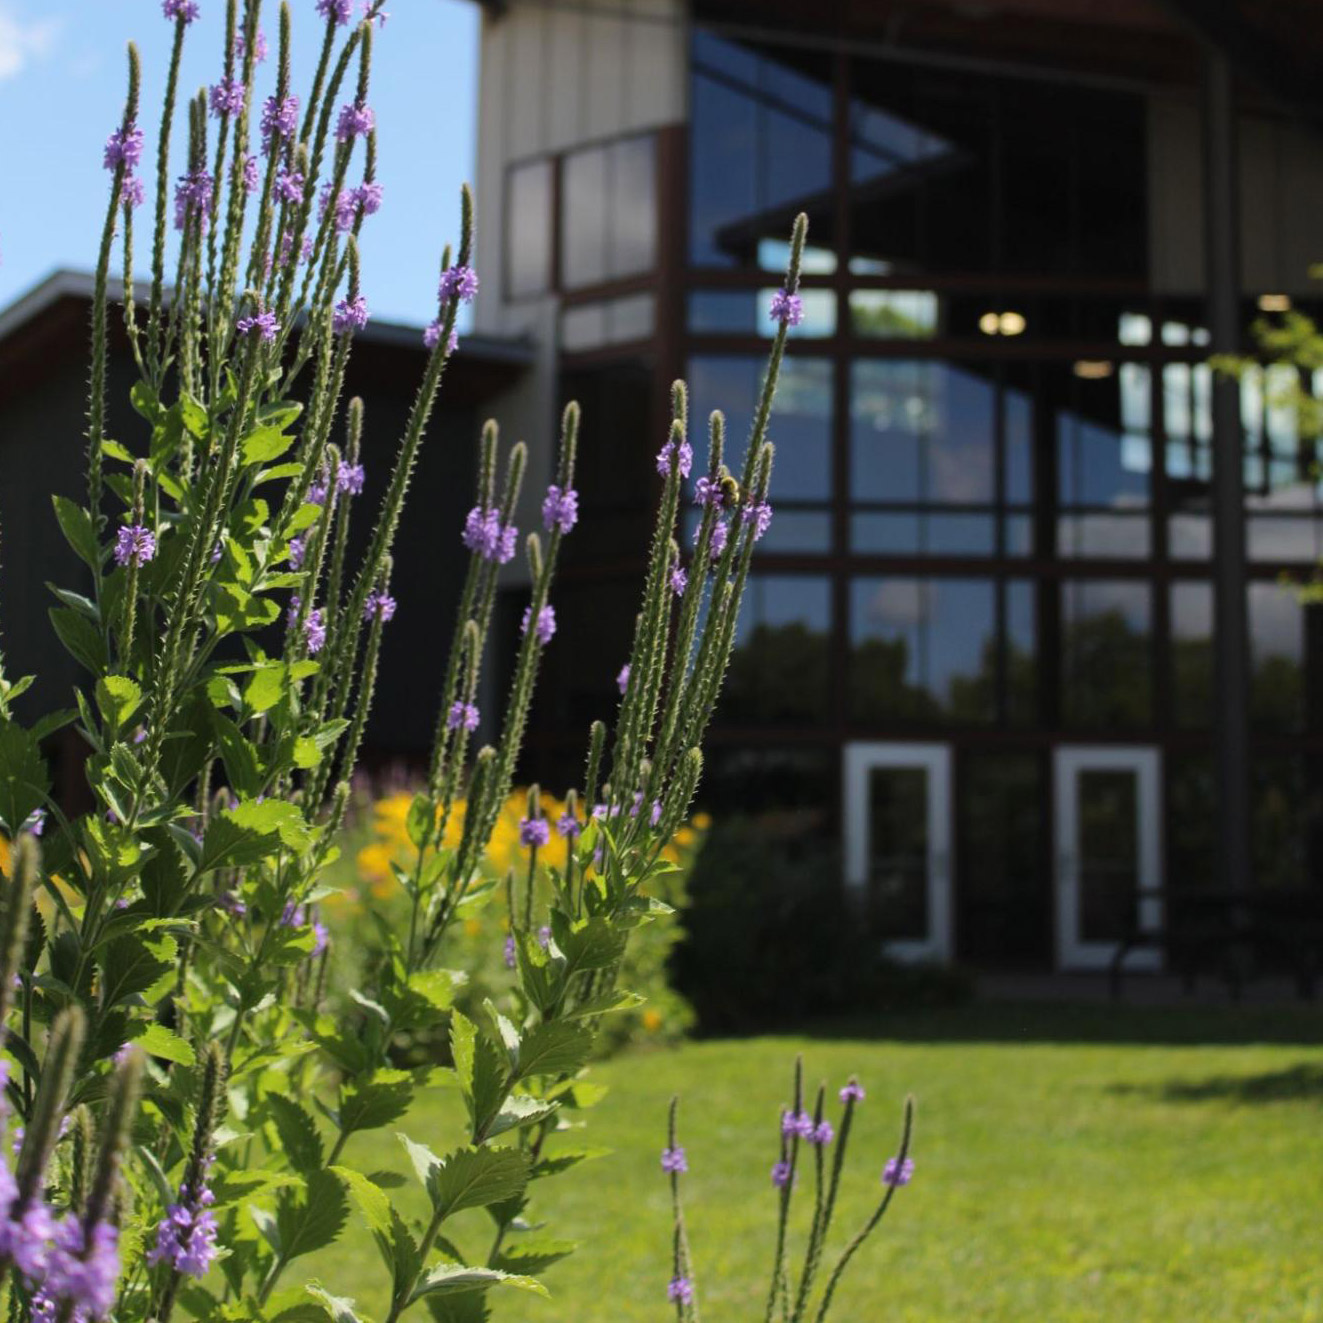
top-left (467, 0), bottom-right (1323, 971)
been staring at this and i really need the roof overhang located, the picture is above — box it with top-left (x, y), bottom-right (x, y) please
top-left (0, 269), bottom-right (532, 411)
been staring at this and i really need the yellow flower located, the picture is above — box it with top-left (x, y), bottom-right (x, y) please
top-left (356, 842), bottom-right (395, 884)
top-left (692, 812), bottom-right (712, 831)
top-left (642, 1009), bottom-right (663, 1033)
top-left (463, 918), bottom-right (482, 938)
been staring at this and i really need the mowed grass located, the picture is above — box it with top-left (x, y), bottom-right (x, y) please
top-left (307, 1003), bottom-right (1323, 1322)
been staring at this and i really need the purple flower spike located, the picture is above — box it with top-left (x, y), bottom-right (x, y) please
top-left (103, 124), bottom-right (144, 173)
top-left (656, 438), bottom-right (693, 480)
top-left (114, 525), bottom-right (157, 568)
top-left (617, 664), bottom-right (631, 695)
top-left (303, 609), bottom-right (327, 655)
top-left (235, 28), bottom-right (268, 62)
top-left (424, 320), bottom-right (459, 355)
top-left (236, 310), bottom-right (280, 342)
top-left (707, 518), bottom-right (729, 561)
top-left (336, 462), bottom-right (364, 495)
top-left (670, 565), bottom-right (688, 596)
top-left (667, 1277), bottom-right (694, 1305)
top-left (769, 288), bottom-right (804, 327)
top-left (275, 170), bottom-right (306, 204)
top-left (317, 0), bottom-right (354, 22)
top-left (519, 817), bottom-right (550, 849)
top-left (811, 1120), bottom-right (834, 1146)
top-left (839, 1081), bottom-right (865, 1104)
top-left (209, 78), bottom-right (245, 118)
top-left (541, 484), bottom-right (579, 534)
top-left (521, 604), bottom-right (556, 646)
top-left (333, 294), bottom-right (369, 335)
top-left (261, 94), bottom-right (299, 151)
top-left (363, 591), bottom-right (397, 623)
top-left (503, 935), bottom-right (516, 968)
top-left (336, 101), bottom-right (375, 142)
top-left (356, 181), bottom-right (384, 216)
top-left (438, 264), bottom-right (479, 305)
top-left (288, 535), bottom-right (306, 570)
top-left (174, 168), bottom-right (215, 232)
top-left (461, 506), bottom-right (518, 564)
top-left (147, 1192), bottom-right (217, 1278)
top-left (882, 1156), bottom-right (915, 1188)
top-left (781, 1109), bottom-right (815, 1141)
top-left (446, 701), bottom-right (480, 732)
top-left (771, 1160), bottom-right (792, 1188)
top-left (120, 174), bottom-right (146, 209)
top-left (741, 498), bottom-right (774, 541)
top-left (556, 812), bottom-right (582, 839)
top-left (163, 0), bottom-right (201, 20)
top-left (21, 808), bottom-right (46, 838)
top-left (660, 1146), bottom-right (688, 1174)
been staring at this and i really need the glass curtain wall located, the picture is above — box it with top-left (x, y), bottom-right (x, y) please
top-left (683, 24), bottom-right (1323, 944)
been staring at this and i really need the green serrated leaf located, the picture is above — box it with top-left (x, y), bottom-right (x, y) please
top-left (485, 1095), bottom-right (558, 1140)
top-left (274, 1169), bottom-right (348, 1266)
top-left (95, 675), bottom-right (143, 730)
top-left (130, 1022), bottom-right (195, 1065)
top-left (303, 1283), bottom-right (364, 1323)
top-left (492, 1238), bottom-right (578, 1275)
top-left (330, 1167), bottom-right (392, 1239)
top-left (266, 1095), bottom-right (324, 1175)
top-left (339, 1074), bottom-right (414, 1136)
top-left (52, 495), bottom-right (100, 569)
top-left (0, 720), bottom-right (49, 835)
top-left (408, 1263), bottom-right (547, 1305)
top-left (242, 427), bottom-right (296, 466)
top-left (512, 1021), bottom-right (592, 1082)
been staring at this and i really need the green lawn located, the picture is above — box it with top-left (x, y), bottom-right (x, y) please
top-left (309, 1003), bottom-right (1323, 1322)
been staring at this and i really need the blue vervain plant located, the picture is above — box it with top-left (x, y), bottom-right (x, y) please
top-left (0, 3), bottom-right (910, 1321)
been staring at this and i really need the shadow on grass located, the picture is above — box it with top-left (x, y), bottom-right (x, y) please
top-left (706, 1001), bottom-right (1323, 1049)
top-left (1107, 1061), bottom-right (1323, 1105)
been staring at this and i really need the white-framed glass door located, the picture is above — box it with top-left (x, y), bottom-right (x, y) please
top-left (1053, 746), bottom-right (1162, 970)
top-left (844, 743), bottom-right (952, 963)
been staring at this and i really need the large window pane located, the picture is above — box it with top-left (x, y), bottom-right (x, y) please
top-left (1006, 580), bottom-right (1038, 726)
top-left (850, 577), bottom-right (998, 724)
top-left (690, 31), bottom-right (835, 270)
top-left (611, 136), bottom-right (658, 278)
top-left (850, 360), bottom-right (996, 504)
top-left (722, 576), bottom-right (831, 725)
top-left (1056, 366), bottom-right (1151, 508)
top-left (506, 159), bottom-right (552, 299)
top-left (1249, 582), bottom-right (1303, 733)
top-left (1061, 580), bottom-right (1151, 728)
top-left (561, 135), bottom-right (656, 289)
top-left (561, 146), bottom-right (608, 288)
top-left (689, 356), bottom-right (832, 501)
top-left (1170, 582), bottom-right (1213, 730)
top-left (846, 61), bottom-right (1145, 277)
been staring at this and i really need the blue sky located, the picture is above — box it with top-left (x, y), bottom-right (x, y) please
top-left (0, 0), bottom-right (479, 326)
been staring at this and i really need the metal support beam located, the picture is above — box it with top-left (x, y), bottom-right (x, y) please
top-left (1202, 44), bottom-right (1250, 894)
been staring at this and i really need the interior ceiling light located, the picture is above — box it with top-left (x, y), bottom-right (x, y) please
top-left (978, 310), bottom-right (1027, 336)
top-left (1258, 293), bottom-right (1292, 312)
top-left (1073, 360), bottom-right (1115, 380)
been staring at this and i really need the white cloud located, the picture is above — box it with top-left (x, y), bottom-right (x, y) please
top-left (0, 3), bottom-right (60, 83)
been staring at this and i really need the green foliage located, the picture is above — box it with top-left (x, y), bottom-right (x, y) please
top-left (0, 6), bottom-right (808, 1321)
top-left (674, 817), bottom-right (970, 1033)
